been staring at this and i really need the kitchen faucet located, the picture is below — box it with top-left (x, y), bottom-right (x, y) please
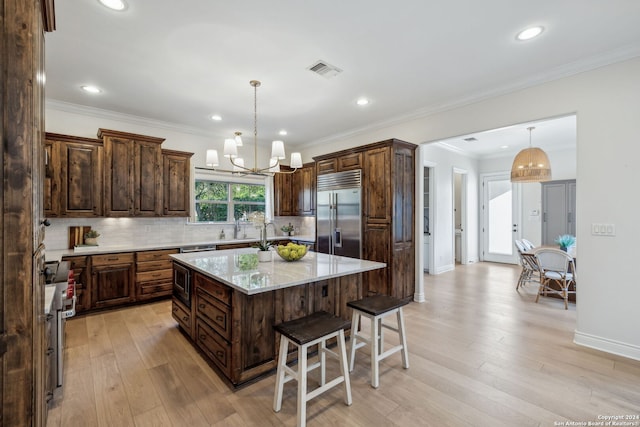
top-left (233, 219), bottom-right (243, 239)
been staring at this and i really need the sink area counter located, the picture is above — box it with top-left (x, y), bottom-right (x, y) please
top-left (170, 248), bottom-right (385, 295)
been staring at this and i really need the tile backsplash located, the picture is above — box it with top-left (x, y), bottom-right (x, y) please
top-left (44, 216), bottom-right (316, 250)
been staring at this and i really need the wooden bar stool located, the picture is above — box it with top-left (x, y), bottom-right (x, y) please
top-left (347, 295), bottom-right (409, 388)
top-left (273, 311), bottom-right (352, 427)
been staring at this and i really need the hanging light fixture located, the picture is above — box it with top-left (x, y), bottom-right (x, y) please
top-left (200, 80), bottom-right (302, 176)
top-left (510, 126), bottom-right (552, 182)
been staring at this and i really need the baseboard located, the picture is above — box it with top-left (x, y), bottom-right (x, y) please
top-left (432, 264), bottom-right (455, 275)
top-left (574, 330), bottom-right (640, 361)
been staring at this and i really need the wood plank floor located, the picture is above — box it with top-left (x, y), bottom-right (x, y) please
top-left (46, 262), bottom-right (640, 427)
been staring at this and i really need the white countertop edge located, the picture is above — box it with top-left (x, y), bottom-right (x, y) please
top-left (46, 235), bottom-right (316, 262)
top-left (170, 250), bottom-right (386, 295)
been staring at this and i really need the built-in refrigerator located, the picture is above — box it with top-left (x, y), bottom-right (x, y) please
top-left (316, 169), bottom-right (362, 259)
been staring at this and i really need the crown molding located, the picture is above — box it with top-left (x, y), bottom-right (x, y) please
top-left (45, 100), bottom-right (218, 139)
top-left (306, 44), bottom-right (640, 148)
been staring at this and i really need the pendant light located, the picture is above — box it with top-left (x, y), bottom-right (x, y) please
top-left (199, 80), bottom-right (302, 176)
top-left (510, 126), bottom-right (552, 182)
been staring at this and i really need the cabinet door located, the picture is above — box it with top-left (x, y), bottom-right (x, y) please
top-left (91, 262), bottom-right (135, 308)
top-left (362, 223), bottom-right (390, 296)
top-left (162, 151), bottom-right (192, 216)
top-left (363, 146), bottom-right (391, 223)
top-left (43, 140), bottom-right (60, 217)
top-left (134, 140), bottom-right (162, 216)
top-left (274, 170), bottom-right (294, 216)
top-left (61, 141), bottom-right (103, 217)
top-left (316, 158), bottom-right (337, 175)
top-left (103, 136), bottom-right (134, 216)
top-left (297, 165), bottom-right (316, 216)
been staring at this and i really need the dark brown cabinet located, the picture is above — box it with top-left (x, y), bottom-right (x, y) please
top-left (174, 263), bottom-right (360, 386)
top-left (296, 163), bottom-right (316, 216)
top-left (314, 139), bottom-right (416, 300)
top-left (273, 163), bottom-right (316, 216)
top-left (162, 149), bottom-right (193, 217)
top-left (274, 166), bottom-right (295, 216)
top-left (99, 128), bottom-right (164, 217)
top-left (90, 252), bottom-right (135, 308)
top-left (135, 249), bottom-right (177, 300)
top-left (45, 133), bottom-right (104, 217)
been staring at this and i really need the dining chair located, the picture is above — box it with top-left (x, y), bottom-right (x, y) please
top-left (521, 238), bottom-right (536, 251)
top-left (534, 248), bottom-right (576, 309)
top-left (514, 240), bottom-right (539, 290)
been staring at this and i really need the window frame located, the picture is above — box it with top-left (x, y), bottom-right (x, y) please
top-left (192, 171), bottom-right (273, 224)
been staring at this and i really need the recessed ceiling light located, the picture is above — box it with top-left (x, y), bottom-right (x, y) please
top-left (80, 85), bottom-right (102, 94)
top-left (279, 130), bottom-right (288, 136)
top-left (356, 98), bottom-right (369, 106)
top-left (501, 145), bottom-right (509, 149)
top-left (210, 115), bottom-right (222, 121)
top-left (516, 26), bottom-right (544, 41)
top-left (98, 0), bottom-right (127, 11)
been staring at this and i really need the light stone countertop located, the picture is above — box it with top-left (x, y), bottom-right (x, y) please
top-left (170, 248), bottom-right (386, 295)
top-left (45, 235), bottom-right (316, 262)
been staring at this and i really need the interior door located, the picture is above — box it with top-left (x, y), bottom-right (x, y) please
top-left (482, 173), bottom-right (520, 264)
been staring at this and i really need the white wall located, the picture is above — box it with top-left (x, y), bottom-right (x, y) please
top-left (420, 144), bottom-right (480, 274)
top-left (300, 57), bottom-right (640, 361)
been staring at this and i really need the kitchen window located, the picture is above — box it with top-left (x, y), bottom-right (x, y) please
top-left (194, 179), bottom-right (266, 222)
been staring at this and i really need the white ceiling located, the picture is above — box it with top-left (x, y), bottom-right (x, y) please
top-left (45, 0), bottom-right (640, 154)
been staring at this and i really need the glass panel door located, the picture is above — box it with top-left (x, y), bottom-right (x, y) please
top-left (482, 173), bottom-right (520, 264)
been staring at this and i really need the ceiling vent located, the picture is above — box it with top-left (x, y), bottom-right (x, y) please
top-left (308, 60), bottom-right (343, 79)
top-left (463, 137), bottom-right (478, 142)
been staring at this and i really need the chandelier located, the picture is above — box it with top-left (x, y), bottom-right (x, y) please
top-left (203, 80), bottom-right (302, 176)
top-left (510, 126), bottom-right (552, 183)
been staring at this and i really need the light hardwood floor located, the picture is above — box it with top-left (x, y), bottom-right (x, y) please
top-left (46, 262), bottom-right (640, 427)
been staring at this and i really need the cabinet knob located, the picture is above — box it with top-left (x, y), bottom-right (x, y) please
top-left (182, 316), bottom-right (189, 321)
top-left (216, 315), bottom-right (224, 322)
top-left (41, 218), bottom-right (51, 227)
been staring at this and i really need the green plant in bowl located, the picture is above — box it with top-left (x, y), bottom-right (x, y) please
top-left (554, 234), bottom-right (576, 250)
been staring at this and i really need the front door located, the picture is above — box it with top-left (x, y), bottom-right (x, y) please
top-left (481, 173), bottom-right (521, 264)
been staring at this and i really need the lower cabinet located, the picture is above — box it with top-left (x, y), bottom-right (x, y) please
top-left (174, 265), bottom-right (361, 386)
top-left (91, 253), bottom-right (135, 309)
top-left (135, 249), bottom-right (177, 300)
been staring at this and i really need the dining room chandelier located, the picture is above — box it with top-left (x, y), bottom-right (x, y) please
top-left (510, 126), bottom-right (552, 183)
top-left (203, 80), bottom-right (302, 176)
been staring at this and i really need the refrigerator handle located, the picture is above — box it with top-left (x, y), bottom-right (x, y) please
top-left (334, 228), bottom-right (342, 248)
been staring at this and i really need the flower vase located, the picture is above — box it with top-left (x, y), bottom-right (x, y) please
top-left (258, 251), bottom-right (272, 262)
top-left (85, 237), bottom-right (99, 246)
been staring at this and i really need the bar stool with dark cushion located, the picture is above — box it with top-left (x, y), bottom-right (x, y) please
top-left (347, 295), bottom-right (409, 388)
top-left (273, 311), bottom-right (352, 427)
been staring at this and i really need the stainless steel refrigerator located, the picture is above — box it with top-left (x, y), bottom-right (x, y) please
top-left (316, 170), bottom-right (362, 258)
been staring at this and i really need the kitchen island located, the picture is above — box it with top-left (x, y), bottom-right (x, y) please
top-left (170, 248), bottom-right (385, 386)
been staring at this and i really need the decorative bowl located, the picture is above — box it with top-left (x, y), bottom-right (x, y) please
top-left (276, 243), bottom-right (308, 262)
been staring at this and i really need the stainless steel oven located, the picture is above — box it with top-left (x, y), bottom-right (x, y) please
top-left (173, 261), bottom-right (191, 308)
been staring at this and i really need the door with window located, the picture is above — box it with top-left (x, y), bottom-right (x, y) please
top-left (481, 173), bottom-right (521, 264)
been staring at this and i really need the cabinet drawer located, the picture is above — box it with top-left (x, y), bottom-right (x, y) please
top-left (136, 259), bottom-right (173, 272)
top-left (194, 273), bottom-right (231, 305)
top-left (195, 288), bottom-right (231, 341)
top-left (138, 281), bottom-right (172, 298)
top-left (136, 268), bottom-right (172, 283)
top-left (172, 300), bottom-right (192, 336)
top-left (196, 319), bottom-right (231, 378)
top-left (92, 252), bottom-right (134, 266)
top-left (136, 249), bottom-right (178, 262)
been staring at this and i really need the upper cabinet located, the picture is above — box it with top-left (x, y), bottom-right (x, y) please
top-left (45, 133), bottom-right (103, 217)
top-left (99, 129), bottom-right (164, 217)
top-left (273, 163), bottom-right (316, 217)
top-left (162, 149), bottom-right (193, 217)
top-left (316, 152), bottom-right (362, 176)
top-left (45, 129), bottom-right (192, 218)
